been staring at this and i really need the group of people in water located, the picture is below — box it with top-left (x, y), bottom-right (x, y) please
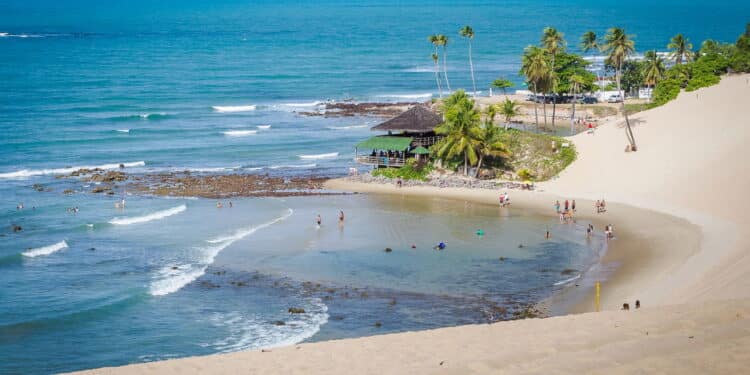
top-left (314, 210), bottom-right (345, 227)
top-left (555, 199), bottom-right (576, 223)
top-left (215, 201), bottom-right (233, 208)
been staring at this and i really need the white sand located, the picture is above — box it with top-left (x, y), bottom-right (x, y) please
top-left (77, 74), bottom-right (750, 374)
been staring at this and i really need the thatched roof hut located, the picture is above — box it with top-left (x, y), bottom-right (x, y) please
top-left (370, 105), bottom-right (442, 133)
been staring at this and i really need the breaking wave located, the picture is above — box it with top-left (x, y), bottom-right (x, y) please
top-left (0, 161), bottom-right (145, 180)
top-left (23, 241), bottom-right (68, 258)
top-left (222, 130), bottom-right (257, 137)
top-left (212, 105), bottom-right (256, 113)
top-left (109, 205), bottom-right (186, 226)
top-left (298, 152), bottom-right (338, 160)
top-left (149, 209), bottom-right (293, 296)
top-left (326, 125), bottom-right (367, 130)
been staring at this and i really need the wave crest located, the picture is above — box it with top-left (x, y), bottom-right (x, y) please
top-left (0, 161), bottom-right (145, 180)
top-left (23, 240), bottom-right (68, 258)
top-left (222, 130), bottom-right (257, 137)
top-left (149, 208), bottom-right (293, 296)
top-left (109, 205), bottom-right (186, 226)
top-left (212, 105), bottom-right (256, 113)
top-left (298, 152), bottom-right (338, 160)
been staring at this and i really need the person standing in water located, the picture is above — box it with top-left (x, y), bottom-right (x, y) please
top-left (338, 210), bottom-right (344, 222)
top-left (316, 214), bottom-right (322, 227)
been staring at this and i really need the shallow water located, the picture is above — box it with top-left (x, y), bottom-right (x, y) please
top-left (0, 186), bottom-right (605, 374)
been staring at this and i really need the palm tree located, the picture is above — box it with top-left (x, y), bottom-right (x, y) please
top-left (436, 34), bottom-right (451, 91)
top-left (459, 25), bottom-right (477, 96)
top-left (541, 27), bottom-right (566, 127)
top-left (484, 104), bottom-right (497, 127)
top-left (435, 90), bottom-right (479, 175)
top-left (473, 123), bottom-right (510, 177)
top-left (491, 78), bottom-right (514, 97)
top-left (581, 31), bottom-right (601, 88)
top-left (499, 98), bottom-right (520, 130)
top-left (642, 50), bottom-right (665, 101)
top-left (667, 34), bottom-right (694, 65)
top-left (569, 74), bottom-right (585, 134)
top-left (428, 35), bottom-right (444, 98)
top-left (521, 46), bottom-right (550, 131)
top-left (602, 27), bottom-right (637, 150)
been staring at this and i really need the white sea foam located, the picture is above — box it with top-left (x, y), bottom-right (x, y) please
top-left (116, 129), bottom-right (130, 133)
top-left (553, 273), bottom-right (582, 286)
top-left (256, 125), bottom-right (271, 130)
top-left (267, 163), bottom-right (317, 170)
top-left (149, 209), bottom-right (293, 296)
top-left (298, 152), bottom-right (338, 160)
top-left (206, 297), bottom-right (328, 353)
top-left (326, 125), bottom-right (367, 130)
top-left (139, 112), bottom-right (167, 119)
top-left (222, 130), bottom-right (257, 137)
top-left (375, 93), bottom-right (433, 100)
top-left (281, 101), bottom-right (323, 108)
top-left (402, 67), bottom-right (436, 73)
top-left (212, 105), bottom-right (257, 113)
top-left (109, 204), bottom-right (186, 226)
top-left (0, 32), bottom-right (42, 38)
top-left (0, 161), bottom-right (146, 180)
top-left (23, 240), bottom-right (68, 258)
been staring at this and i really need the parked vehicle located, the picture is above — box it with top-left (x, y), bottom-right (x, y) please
top-left (606, 94), bottom-right (623, 103)
top-left (577, 96), bottom-right (598, 104)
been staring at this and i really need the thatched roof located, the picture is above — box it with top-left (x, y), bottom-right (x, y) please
top-left (371, 105), bottom-right (442, 133)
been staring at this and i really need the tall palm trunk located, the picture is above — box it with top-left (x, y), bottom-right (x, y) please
top-left (468, 41), bottom-right (477, 95)
top-left (617, 62), bottom-right (637, 150)
top-left (550, 55), bottom-right (557, 128)
top-left (463, 152), bottom-right (468, 175)
top-left (532, 84), bottom-right (539, 132)
top-left (442, 47), bottom-right (451, 92)
top-left (570, 87), bottom-right (577, 135)
top-left (433, 48), bottom-right (443, 98)
top-left (542, 98), bottom-right (548, 131)
top-left (475, 155), bottom-right (483, 178)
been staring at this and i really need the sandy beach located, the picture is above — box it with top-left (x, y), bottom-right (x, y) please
top-left (75, 74), bottom-right (750, 374)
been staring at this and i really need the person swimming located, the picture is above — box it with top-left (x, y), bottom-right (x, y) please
top-left (434, 242), bottom-right (446, 250)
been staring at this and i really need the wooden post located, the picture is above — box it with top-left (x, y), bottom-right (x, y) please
top-left (595, 281), bottom-right (601, 312)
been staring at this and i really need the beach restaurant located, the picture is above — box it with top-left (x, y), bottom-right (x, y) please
top-left (354, 105), bottom-right (443, 168)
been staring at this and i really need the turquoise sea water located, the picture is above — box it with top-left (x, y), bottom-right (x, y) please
top-left (1, 1), bottom-right (748, 373)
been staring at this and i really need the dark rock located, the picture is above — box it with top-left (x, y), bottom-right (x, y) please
top-left (374, 321), bottom-right (382, 328)
top-left (274, 320), bottom-right (286, 326)
top-left (63, 189), bottom-right (75, 194)
top-left (384, 247), bottom-right (392, 253)
top-left (88, 247), bottom-right (96, 251)
top-left (331, 315), bottom-right (345, 321)
top-left (288, 307), bottom-right (306, 314)
top-left (561, 268), bottom-right (578, 275)
top-left (32, 184), bottom-right (45, 192)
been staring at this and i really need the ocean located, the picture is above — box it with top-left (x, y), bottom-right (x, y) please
top-left (1, 0), bottom-right (748, 373)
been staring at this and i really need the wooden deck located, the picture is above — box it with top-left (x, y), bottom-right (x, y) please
top-left (355, 156), bottom-right (406, 167)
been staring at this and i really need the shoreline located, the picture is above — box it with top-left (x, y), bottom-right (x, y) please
top-left (323, 179), bottom-right (701, 314)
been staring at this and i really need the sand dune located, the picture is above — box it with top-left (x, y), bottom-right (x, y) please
top-left (78, 74), bottom-right (750, 374)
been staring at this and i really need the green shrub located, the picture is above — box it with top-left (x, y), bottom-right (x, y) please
top-left (517, 168), bottom-right (533, 181)
top-left (372, 158), bottom-right (432, 181)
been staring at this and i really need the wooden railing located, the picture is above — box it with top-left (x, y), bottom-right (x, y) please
top-left (413, 136), bottom-right (443, 147)
top-left (355, 156), bottom-right (406, 167)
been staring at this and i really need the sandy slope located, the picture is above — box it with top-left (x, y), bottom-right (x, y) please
top-left (78, 75), bottom-right (750, 374)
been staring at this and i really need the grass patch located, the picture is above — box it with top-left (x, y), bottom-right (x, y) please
top-left (624, 103), bottom-right (649, 115)
top-left (372, 159), bottom-right (432, 181)
top-left (493, 129), bottom-right (577, 181)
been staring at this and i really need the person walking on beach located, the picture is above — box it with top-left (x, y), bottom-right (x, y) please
top-left (564, 200), bottom-right (569, 211)
top-left (555, 201), bottom-right (561, 213)
top-left (572, 200), bottom-right (576, 212)
top-left (503, 192), bottom-right (510, 206)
